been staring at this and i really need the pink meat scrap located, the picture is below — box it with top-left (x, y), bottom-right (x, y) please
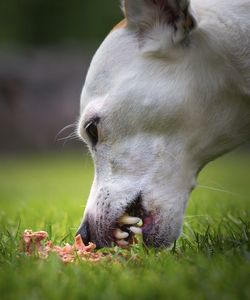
top-left (22, 230), bottom-right (103, 263)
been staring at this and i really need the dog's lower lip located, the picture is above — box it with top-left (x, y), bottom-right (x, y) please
top-left (141, 215), bottom-right (154, 234)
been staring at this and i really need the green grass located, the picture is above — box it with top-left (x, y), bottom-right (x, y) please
top-left (0, 150), bottom-right (250, 300)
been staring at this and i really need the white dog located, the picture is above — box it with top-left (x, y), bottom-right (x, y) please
top-left (77, 0), bottom-right (250, 248)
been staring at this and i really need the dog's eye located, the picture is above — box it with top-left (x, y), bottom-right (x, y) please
top-left (85, 121), bottom-right (98, 147)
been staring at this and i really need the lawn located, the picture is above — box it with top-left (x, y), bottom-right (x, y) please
top-left (0, 150), bottom-right (249, 300)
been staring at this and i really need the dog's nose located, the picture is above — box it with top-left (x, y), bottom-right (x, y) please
top-left (76, 218), bottom-right (91, 245)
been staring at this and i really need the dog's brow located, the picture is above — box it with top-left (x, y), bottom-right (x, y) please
top-left (83, 116), bottom-right (100, 128)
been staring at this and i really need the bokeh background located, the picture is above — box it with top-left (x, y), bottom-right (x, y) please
top-left (0, 0), bottom-right (121, 152)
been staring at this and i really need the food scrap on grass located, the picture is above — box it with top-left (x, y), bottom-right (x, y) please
top-left (22, 230), bottom-right (103, 263)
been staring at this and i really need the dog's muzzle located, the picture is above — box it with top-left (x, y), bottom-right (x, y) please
top-left (76, 193), bottom-right (168, 248)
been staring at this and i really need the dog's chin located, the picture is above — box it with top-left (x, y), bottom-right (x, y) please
top-left (143, 235), bottom-right (172, 248)
top-left (142, 223), bottom-right (178, 248)
top-left (139, 213), bottom-right (178, 248)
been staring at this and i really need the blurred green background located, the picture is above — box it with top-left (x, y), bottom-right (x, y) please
top-left (0, 0), bottom-right (122, 153)
top-left (0, 0), bottom-right (121, 45)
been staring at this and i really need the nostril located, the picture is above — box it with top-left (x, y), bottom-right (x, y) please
top-left (76, 218), bottom-right (91, 245)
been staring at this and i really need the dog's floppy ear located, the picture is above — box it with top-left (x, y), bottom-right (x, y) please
top-left (121, 0), bottom-right (196, 55)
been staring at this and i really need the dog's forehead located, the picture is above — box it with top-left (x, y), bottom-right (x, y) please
top-left (80, 29), bottom-right (138, 110)
top-left (80, 28), bottom-right (190, 127)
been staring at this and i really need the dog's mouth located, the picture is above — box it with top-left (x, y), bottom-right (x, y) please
top-left (113, 194), bottom-right (155, 248)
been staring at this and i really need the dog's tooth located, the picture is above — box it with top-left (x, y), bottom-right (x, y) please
top-left (130, 226), bottom-right (142, 235)
top-left (116, 240), bottom-right (129, 247)
top-left (137, 219), bottom-right (143, 227)
top-left (114, 229), bottom-right (129, 240)
top-left (119, 215), bottom-right (141, 225)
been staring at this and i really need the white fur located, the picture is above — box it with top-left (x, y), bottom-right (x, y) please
top-left (77, 0), bottom-right (250, 247)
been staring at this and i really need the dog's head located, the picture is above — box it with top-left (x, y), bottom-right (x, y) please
top-left (77, 0), bottom-right (250, 247)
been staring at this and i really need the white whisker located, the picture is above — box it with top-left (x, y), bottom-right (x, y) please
top-left (184, 215), bottom-right (209, 219)
top-left (196, 184), bottom-right (245, 198)
top-left (55, 123), bottom-right (76, 141)
top-left (54, 122), bottom-right (81, 147)
top-left (57, 131), bottom-right (78, 142)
